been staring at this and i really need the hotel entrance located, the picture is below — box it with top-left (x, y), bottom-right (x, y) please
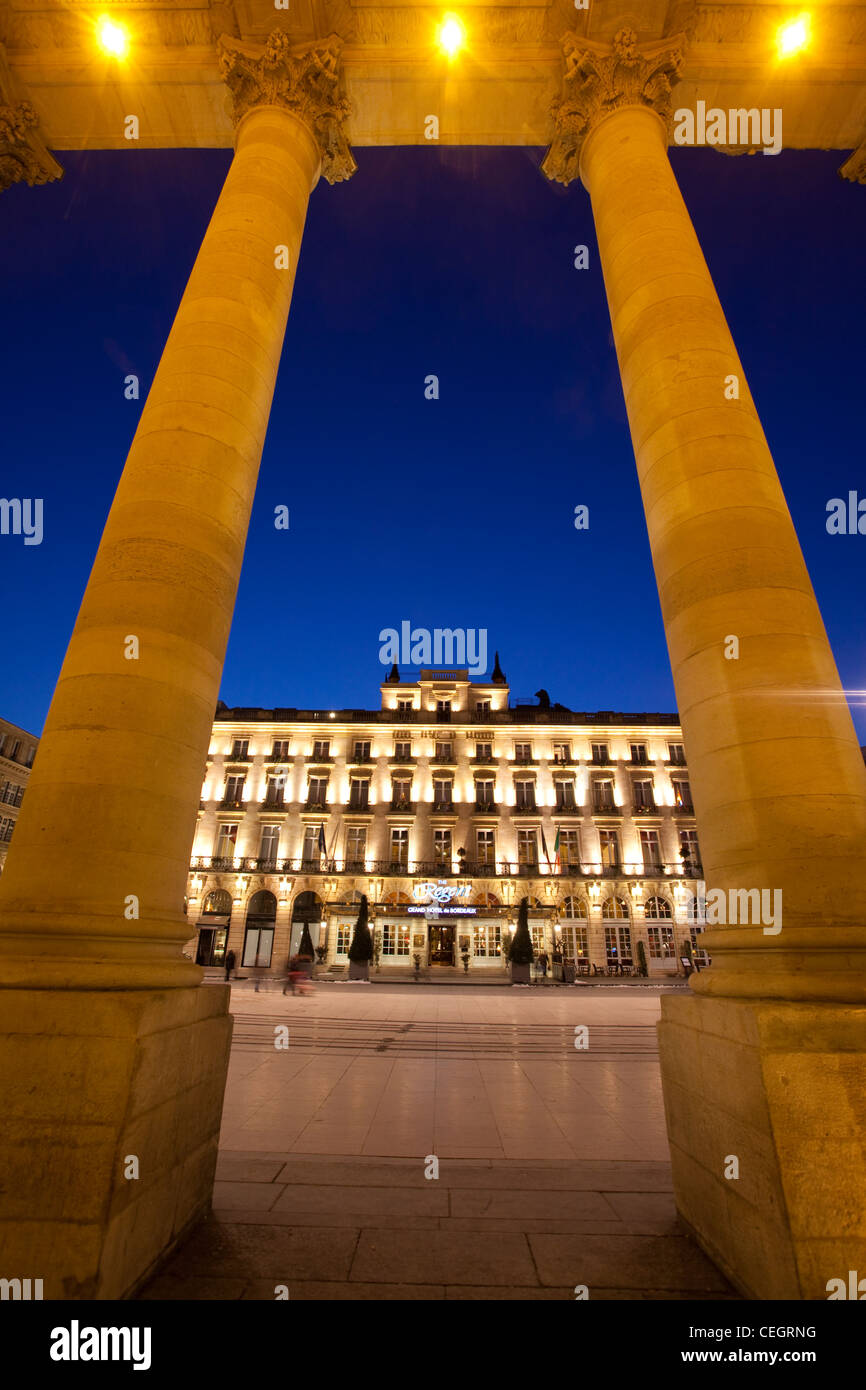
top-left (429, 923), bottom-right (455, 965)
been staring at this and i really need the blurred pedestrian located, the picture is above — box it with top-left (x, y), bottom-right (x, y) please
top-left (224, 949), bottom-right (235, 984)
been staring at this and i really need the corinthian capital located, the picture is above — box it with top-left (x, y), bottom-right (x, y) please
top-left (542, 27), bottom-right (684, 187)
top-left (218, 30), bottom-right (356, 184)
top-left (0, 101), bottom-right (63, 194)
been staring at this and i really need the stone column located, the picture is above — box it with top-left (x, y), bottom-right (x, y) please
top-left (544, 28), bottom-right (866, 1298)
top-left (0, 30), bottom-right (353, 1298)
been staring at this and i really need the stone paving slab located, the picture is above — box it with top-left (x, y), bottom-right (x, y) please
top-left (350, 1229), bottom-right (539, 1285)
top-left (528, 1233), bottom-right (733, 1292)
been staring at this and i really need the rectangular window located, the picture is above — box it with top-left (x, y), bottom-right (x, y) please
top-left (633, 778), bottom-right (655, 810)
top-left (475, 700), bottom-right (491, 717)
top-left (434, 829), bottom-right (452, 866)
top-left (475, 741), bottom-right (492, 760)
top-left (436, 700), bottom-right (451, 721)
top-left (629, 743), bottom-right (648, 764)
top-left (555, 780), bottom-right (576, 810)
top-left (640, 828), bottom-right (662, 869)
top-left (312, 739), bottom-right (330, 760)
top-left (397, 699), bottom-right (413, 713)
top-left (593, 779), bottom-right (615, 811)
top-left (472, 923), bottom-right (501, 957)
top-left (271, 739), bottom-right (291, 759)
top-left (336, 923), bottom-right (352, 957)
top-left (0, 816), bottom-right (15, 842)
top-left (679, 829), bottom-right (701, 873)
top-left (672, 779), bottom-right (693, 811)
top-left (475, 778), bottom-right (494, 809)
top-left (560, 924), bottom-right (589, 961)
top-left (349, 778), bottom-right (369, 810)
top-left (517, 828), bottom-right (537, 867)
top-left (604, 925), bottom-right (632, 965)
top-left (307, 776), bottom-right (328, 807)
top-left (353, 740), bottom-right (371, 761)
top-left (647, 924), bottom-right (675, 958)
top-left (345, 826), bottom-right (367, 870)
top-left (382, 922), bottom-right (411, 956)
top-left (599, 829), bottom-right (620, 868)
top-left (302, 823), bottom-right (322, 867)
top-left (231, 739), bottom-right (249, 759)
top-left (260, 825), bottom-right (280, 864)
top-left (476, 828), bottom-right (495, 865)
top-left (391, 778), bottom-right (412, 807)
top-left (214, 823), bottom-right (238, 860)
top-left (264, 775), bottom-right (285, 807)
top-left (224, 774), bottom-right (245, 805)
top-left (514, 779), bottom-right (535, 811)
top-left (591, 743), bottom-right (609, 764)
top-left (433, 778), bottom-right (453, 807)
top-left (394, 741), bottom-right (411, 760)
top-left (553, 743), bottom-right (570, 764)
top-left (530, 924), bottom-right (544, 952)
top-left (242, 926), bottom-right (274, 969)
top-left (689, 925), bottom-right (710, 965)
top-left (557, 828), bottom-right (580, 869)
top-left (514, 742), bottom-right (532, 762)
top-left (435, 741), bottom-right (453, 761)
top-left (390, 827), bottom-right (408, 867)
top-left (668, 742), bottom-right (686, 765)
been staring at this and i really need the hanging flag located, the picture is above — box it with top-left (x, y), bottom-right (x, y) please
top-left (541, 827), bottom-right (551, 868)
top-left (553, 828), bottom-right (561, 872)
top-left (318, 824), bottom-right (327, 860)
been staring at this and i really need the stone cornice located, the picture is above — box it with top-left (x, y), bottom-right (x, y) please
top-left (217, 29), bottom-right (356, 184)
top-left (542, 27), bottom-right (685, 187)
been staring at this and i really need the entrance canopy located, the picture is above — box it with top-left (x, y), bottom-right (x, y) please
top-left (3, 2), bottom-right (865, 157)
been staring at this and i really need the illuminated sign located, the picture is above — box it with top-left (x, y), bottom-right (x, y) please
top-left (408, 904), bottom-right (477, 916)
top-left (413, 880), bottom-right (471, 905)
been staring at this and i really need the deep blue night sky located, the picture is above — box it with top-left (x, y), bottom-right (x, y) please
top-left (2, 143), bottom-right (865, 737)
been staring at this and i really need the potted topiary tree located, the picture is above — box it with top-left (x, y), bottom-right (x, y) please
top-left (297, 922), bottom-right (316, 978)
top-left (507, 897), bottom-right (534, 985)
top-left (347, 894), bottom-right (374, 981)
top-left (636, 938), bottom-right (649, 978)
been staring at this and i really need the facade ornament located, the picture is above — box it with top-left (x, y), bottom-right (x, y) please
top-left (218, 29), bottom-right (356, 184)
top-left (839, 141), bottom-right (866, 185)
top-left (541, 27), bottom-right (684, 187)
top-left (0, 98), bottom-right (62, 194)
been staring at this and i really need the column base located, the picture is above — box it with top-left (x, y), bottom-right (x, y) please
top-left (0, 984), bottom-right (232, 1298)
top-left (659, 991), bottom-right (866, 1299)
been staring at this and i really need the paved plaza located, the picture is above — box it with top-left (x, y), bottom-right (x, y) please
top-left (139, 984), bottom-right (735, 1300)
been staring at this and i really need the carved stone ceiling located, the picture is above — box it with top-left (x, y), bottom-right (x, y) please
top-left (0, 1), bottom-right (864, 153)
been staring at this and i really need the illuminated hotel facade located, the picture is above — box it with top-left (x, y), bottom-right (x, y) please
top-left (187, 662), bottom-right (708, 979)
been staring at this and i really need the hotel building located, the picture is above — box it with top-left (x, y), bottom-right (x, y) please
top-left (187, 661), bottom-right (708, 979)
top-left (0, 717), bottom-right (39, 874)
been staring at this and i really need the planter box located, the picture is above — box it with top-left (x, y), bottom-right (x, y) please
top-left (510, 962), bottom-right (531, 984)
top-left (348, 960), bottom-right (370, 981)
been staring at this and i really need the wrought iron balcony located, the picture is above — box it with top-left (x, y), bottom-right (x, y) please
top-left (389, 799), bottom-right (415, 813)
top-left (592, 800), bottom-right (621, 815)
top-left (474, 801), bottom-right (498, 814)
top-left (633, 801), bottom-right (657, 814)
top-left (260, 797), bottom-right (287, 811)
top-left (430, 800), bottom-right (455, 814)
top-left (188, 854), bottom-right (704, 881)
top-left (673, 801), bottom-right (695, 814)
top-left (219, 797), bottom-right (246, 809)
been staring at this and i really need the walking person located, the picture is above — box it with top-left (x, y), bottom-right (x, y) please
top-left (537, 949), bottom-right (549, 983)
top-left (224, 949), bottom-right (235, 984)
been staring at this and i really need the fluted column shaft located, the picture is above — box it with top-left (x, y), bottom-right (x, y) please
top-left (578, 104), bottom-right (866, 997)
top-left (0, 103), bottom-right (321, 988)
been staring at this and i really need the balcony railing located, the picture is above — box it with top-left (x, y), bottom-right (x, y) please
top-left (308, 753), bottom-right (334, 764)
top-left (430, 800), bottom-right (455, 814)
top-left (348, 753), bottom-right (373, 764)
top-left (219, 798), bottom-right (246, 809)
top-left (474, 801), bottom-right (498, 814)
top-left (226, 753), bottom-right (251, 763)
top-left (592, 800), bottom-right (621, 814)
top-left (633, 801), bottom-right (657, 814)
top-left (189, 855), bottom-right (703, 880)
top-left (511, 757), bottom-right (538, 766)
top-left (304, 799), bottom-right (328, 812)
top-left (390, 755), bottom-right (416, 764)
top-left (674, 801), bottom-right (695, 814)
top-left (472, 755), bottom-right (495, 765)
top-left (389, 799), bottom-right (415, 813)
top-left (260, 797), bottom-right (286, 810)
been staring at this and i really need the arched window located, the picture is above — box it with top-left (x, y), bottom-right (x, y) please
top-left (560, 895), bottom-right (587, 919)
top-left (383, 890), bottom-right (411, 904)
top-left (644, 895), bottom-right (672, 920)
top-left (247, 889), bottom-right (277, 920)
top-left (203, 888), bottom-right (232, 916)
top-left (602, 896), bottom-right (629, 919)
top-left (472, 891), bottom-right (500, 906)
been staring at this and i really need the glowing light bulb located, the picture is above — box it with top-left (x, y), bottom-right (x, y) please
top-left (776, 13), bottom-right (811, 58)
top-left (438, 15), bottom-right (465, 58)
top-left (97, 16), bottom-right (129, 58)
